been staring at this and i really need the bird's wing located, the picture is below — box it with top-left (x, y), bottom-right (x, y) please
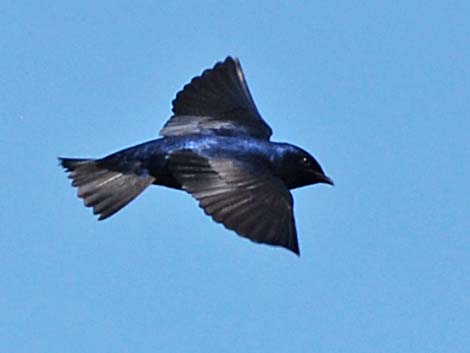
top-left (159, 57), bottom-right (273, 140)
top-left (168, 150), bottom-right (299, 254)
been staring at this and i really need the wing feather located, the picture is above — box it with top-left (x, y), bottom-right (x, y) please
top-left (160, 57), bottom-right (272, 140)
top-left (168, 150), bottom-right (299, 254)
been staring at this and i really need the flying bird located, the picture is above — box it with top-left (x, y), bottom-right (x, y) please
top-left (59, 57), bottom-right (333, 255)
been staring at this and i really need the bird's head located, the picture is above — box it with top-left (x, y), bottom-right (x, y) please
top-left (275, 143), bottom-right (334, 189)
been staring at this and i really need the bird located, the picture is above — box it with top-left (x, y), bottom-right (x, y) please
top-left (59, 56), bottom-right (333, 255)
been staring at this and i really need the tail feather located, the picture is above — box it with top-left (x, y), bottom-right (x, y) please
top-left (59, 158), bottom-right (154, 220)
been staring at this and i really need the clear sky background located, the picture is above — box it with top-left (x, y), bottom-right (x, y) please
top-left (1, 1), bottom-right (469, 352)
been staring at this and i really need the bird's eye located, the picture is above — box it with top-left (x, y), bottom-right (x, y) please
top-left (301, 156), bottom-right (310, 165)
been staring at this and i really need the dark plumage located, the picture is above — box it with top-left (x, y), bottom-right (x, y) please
top-left (59, 57), bottom-right (333, 255)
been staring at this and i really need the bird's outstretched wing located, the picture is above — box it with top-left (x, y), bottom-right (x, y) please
top-left (168, 150), bottom-right (299, 254)
top-left (159, 57), bottom-right (273, 140)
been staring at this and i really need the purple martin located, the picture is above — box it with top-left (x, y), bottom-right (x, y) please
top-left (59, 57), bottom-right (333, 255)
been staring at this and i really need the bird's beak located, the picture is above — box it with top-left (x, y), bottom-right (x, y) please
top-left (319, 174), bottom-right (334, 186)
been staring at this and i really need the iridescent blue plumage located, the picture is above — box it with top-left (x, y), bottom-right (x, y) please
top-left (59, 57), bottom-right (332, 255)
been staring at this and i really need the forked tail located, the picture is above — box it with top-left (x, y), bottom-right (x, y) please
top-left (59, 158), bottom-right (154, 220)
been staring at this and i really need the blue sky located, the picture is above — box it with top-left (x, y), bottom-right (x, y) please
top-left (1, 1), bottom-right (469, 352)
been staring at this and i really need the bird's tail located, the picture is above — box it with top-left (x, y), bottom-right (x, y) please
top-left (59, 158), bottom-right (154, 220)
